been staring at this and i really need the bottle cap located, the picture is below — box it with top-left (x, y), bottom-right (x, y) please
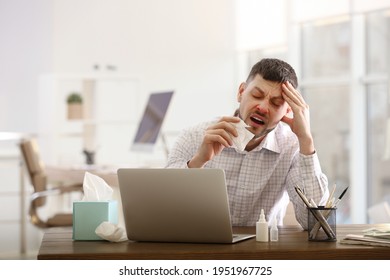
top-left (258, 209), bottom-right (266, 222)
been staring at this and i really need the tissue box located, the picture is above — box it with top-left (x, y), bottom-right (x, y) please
top-left (73, 201), bottom-right (118, 240)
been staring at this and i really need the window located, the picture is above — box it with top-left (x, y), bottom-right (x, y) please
top-left (237, 4), bottom-right (390, 224)
top-left (303, 86), bottom-right (351, 222)
top-left (366, 11), bottom-right (389, 75)
top-left (301, 17), bottom-right (351, 223)
top-left (301, 17), bottom-right (350, 79)
top-left (365, 10), bottom-right (390, 215)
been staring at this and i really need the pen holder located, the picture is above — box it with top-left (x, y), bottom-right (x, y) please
top-left (307, 206), bottom-right (337, 242)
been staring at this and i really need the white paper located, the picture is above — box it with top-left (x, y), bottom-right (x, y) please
top-left (81, 171), bottom-right (113, 201)
top-left (95, 221), bottom-right (128, 242)
top-left (231, 119), bottom-right (254, 152)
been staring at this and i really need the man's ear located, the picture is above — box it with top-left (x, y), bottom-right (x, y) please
top-left (237, 82), bottom-right (246, 102)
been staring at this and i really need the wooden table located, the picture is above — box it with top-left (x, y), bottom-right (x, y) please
top-left (37, 224), bottom-right (390, 260)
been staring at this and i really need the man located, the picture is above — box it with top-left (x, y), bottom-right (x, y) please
top-left (166, 58), bottom-right (328, 229)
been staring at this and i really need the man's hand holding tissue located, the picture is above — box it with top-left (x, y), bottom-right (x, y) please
top-left (188, 116), bottom-right (254, 168)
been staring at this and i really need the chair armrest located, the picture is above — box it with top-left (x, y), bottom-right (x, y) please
top-left (57, 183), bottom-right (83, 193)
top-left (30, 184), bottom-right (83, 202)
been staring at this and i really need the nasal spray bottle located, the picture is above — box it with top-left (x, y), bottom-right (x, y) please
top-left (256, 209), bottom-right (269, 242)
top-left (270, 217), bottom-right (279, 242)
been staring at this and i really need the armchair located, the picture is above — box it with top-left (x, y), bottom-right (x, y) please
top-left (19, 138), bottom-right (83, 228)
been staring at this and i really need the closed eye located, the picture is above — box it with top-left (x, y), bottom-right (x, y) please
top-left (251, 88), bottom-right (265, 99)
top-left (271, 97), bottom-right (285, 107)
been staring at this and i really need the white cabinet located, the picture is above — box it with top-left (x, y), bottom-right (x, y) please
top-left (38, 73), bottom-right (143, 167)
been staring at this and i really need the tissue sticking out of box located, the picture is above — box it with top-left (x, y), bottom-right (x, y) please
top-left (82, 171), bottom-right (113, 201)
top-left (231, 119), bottom-right (254, 152)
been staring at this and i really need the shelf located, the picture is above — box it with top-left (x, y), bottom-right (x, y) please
top-left (38, 73), bottom-right (141, 166)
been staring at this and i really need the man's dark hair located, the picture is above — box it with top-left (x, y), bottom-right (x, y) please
top-left (246, 58), bottom-right (298, 88)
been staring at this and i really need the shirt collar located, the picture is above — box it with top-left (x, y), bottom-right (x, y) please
top-left (250, 124), bottom-right (281, 154)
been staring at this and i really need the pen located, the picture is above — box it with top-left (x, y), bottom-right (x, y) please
top-left (326, 184), bottom-right (337, 207)
top-left (309, 198), bottom-right (318, 208)
top-left (332, 186), bottom-right (349, 207)
top-left (295, 186), bottom-right (311, 206)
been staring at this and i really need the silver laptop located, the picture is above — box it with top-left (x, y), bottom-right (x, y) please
top-left (117, 168), bottom-right (255, 243)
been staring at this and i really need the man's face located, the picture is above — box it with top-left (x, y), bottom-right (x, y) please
top-left (237, 74), bottom-right (291, 138)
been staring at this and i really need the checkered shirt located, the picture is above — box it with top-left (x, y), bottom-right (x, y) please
top-left (166, 119), bottom-right (329, 229)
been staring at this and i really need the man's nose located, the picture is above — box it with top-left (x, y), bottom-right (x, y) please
top-left (255, 103), bottom-right (269, 115)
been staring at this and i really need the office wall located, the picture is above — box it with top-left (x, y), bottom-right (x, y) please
top-left (0, 0), bottom-right (52, 133)
top-left (51, 0), bottom-right (238, 131)
top-left (1, 0), bottom-right (238, 141)
top-left (0, 0), bottom-right (53, 256)
top-left (34, 0), bottom-right (238, 167)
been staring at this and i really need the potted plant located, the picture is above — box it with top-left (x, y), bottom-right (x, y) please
top-left (66, 92), bottom-right (83, 120)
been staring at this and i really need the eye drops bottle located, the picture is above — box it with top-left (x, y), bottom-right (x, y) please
top-left (270, 217), bottom-right (278, 242)
top-left (256, 209), bottom-right (269, 242)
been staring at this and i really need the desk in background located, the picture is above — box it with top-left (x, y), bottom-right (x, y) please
top-left (46, 165), bottom-right (119, 187)
top-left (37, 224), bottom-right (390, 260)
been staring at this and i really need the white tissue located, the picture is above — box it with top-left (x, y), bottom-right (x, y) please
top-left (95, 221), bottom-right (128, 242)
top-left (231, 119), bottom-right (254, 151)
top-left (82, 171), bottom-right (113, 201)
top-left (81, 172), bottom-right (127, 242)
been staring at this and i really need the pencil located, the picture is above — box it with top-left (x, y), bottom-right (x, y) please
top-left (326, 184), bottom-right (337, 207)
